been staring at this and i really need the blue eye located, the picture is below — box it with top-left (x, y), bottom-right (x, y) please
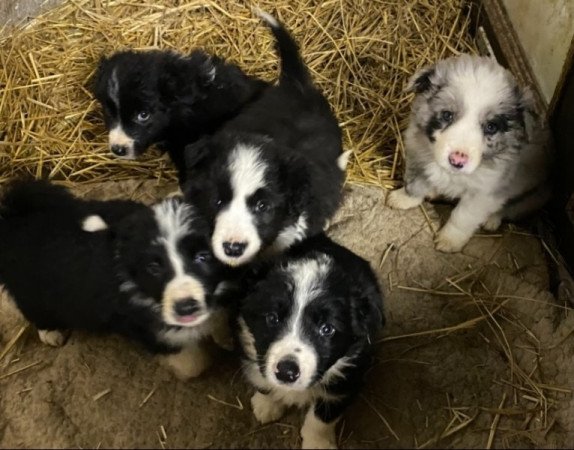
top-left (136, 111), bottom-right (151, 123)
top-left (319, 323), bottom-right (336, 337)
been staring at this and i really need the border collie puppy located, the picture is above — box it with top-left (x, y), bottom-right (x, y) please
top-left (387, 54), bottom-right (552, 252)
top-left (183, 12), bottom-right (349, 267)
top-left (237, 234), bottom-right (384, 449)
top-left (0, 180), bottom-right (232, 379)
top-left (93, 48), bottom-right (267, 182)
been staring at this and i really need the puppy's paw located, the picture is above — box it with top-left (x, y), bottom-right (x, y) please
top-left (434, 225), bottom-right (469, 253)
top-left (483, 214), bottom-right (502, 232)
top-left (301, 434), bottom-right (337, 450)
top-left (251, 391), bottom-right (284, 424)
top-left (161, 345), bottom-right (211, 380)
top-left (38, 329), bottom-right (67, 347)
top-left (301, 414), bottom-right (337, 449)
top-left (82, 215), bottom-right (108, 232)
top-left (386, 188), bottom-right (423, 210)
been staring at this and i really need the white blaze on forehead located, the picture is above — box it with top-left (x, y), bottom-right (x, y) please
top-left (264, 255), bottom-right (333, 390)
top-left (109, 68), bottom-right (120, 109)
top-left (153, 199), bottom-right (208, 326)
top-left (212, 144), bottom-right (267, 266)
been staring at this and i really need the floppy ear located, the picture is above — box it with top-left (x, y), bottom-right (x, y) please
top-left (406, 66), bottom-right (437, 94)
top-left (350, 280), bottom-right (385, 340)
top-left (183, 136), bottom-right (213, 170)
top-left (92, 55), bottom-right (112, 98)
top-left (278, 152), bottom-right (311, 216)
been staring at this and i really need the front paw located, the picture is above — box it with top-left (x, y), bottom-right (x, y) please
top-left (251, 391), bottom-right (284, 424)
top-left (301, 434), bottom-right (337, 449)
top-left (161, 345), bottom-right (211, 380)
top-left (386, 188), bottom-right (423, 210)
top-left (434, 225), bottom-right (469, 253)
top-left (482, 214), bottom-right (502, 232)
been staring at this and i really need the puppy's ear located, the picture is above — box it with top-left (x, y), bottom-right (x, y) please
top-left (183, 136), bottom-right (213, 170)
top-left (406, 66), bottom-right (437, 94)
top-left (350, 281), bottom-right (385, 340)
top-left (92, 55), bottom-right (112, 97)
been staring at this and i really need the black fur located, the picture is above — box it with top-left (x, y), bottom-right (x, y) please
top-left (93, 49), bottom-right (267, 183)
top-left (183, 15), bottom-right (344, 265)
top-left (0, 179), bottom-right (227, 354)
top-left (237, 234), bottom-right (384, 436)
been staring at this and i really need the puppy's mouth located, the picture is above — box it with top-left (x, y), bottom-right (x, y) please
top-left (166, 297), bottom-right (210, 327)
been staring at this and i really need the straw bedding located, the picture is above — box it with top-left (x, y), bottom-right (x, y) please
top-left (0, 0), bottom-right (478, 187)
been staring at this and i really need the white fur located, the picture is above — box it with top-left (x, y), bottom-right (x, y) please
top-left (212, 144), bottom-right (267, 266)
top-left (300, 408), bottom-right (338, 449)
top-left (386, 187), bottom-right (423, 210)
top-left (264, 257), bottom-right (331, 390)
top-left (254, 8), bottom-right (279, 28)
top-left (251, 391), bottom-right (286, 424)
top-left (38, 329), bottom-right (66, 347)
top-left (153, 200), bottom-right (210, 325)
top-left (81, 215), bottom-right (108, 232)
top-left (108, 125), bottom-right (136, 159)
top-left (272, 214), bottom-right (308, 252)
top-left (160, 342), bottom-right (211, 380)
top-left (336, 150), bottom-right (351, 171)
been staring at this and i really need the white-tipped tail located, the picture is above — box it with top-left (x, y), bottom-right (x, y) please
top-left (82, 215), bottom-right (108, 232)
top-left (253, 8), bottom-right (279, 28)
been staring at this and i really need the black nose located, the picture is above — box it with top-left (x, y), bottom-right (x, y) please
top-left (275, 358), bottom-right (300, 383)
top-left (111, 144), bottom-right (127, 156)
top-left (173, 299), bottom-right (200, 317)
top-left (223, 241), bottom-right (247, 257)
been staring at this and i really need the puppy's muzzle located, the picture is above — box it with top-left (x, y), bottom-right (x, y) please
top-left (223, 241), bottom-right (248, 258)
top-left (274, 357), bottom-right (300, 384)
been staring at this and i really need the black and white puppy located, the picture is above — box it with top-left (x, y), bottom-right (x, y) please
top-left (237, 234), bottom-right (384, 449)
top-left (93, 48), bottom-right (267, 182)
top-left (387, 54), bottom-right (553, 252)
top-left (183, 12), bottom-right (349, 267)
top-left (0, 180), bottom-right (232, 379)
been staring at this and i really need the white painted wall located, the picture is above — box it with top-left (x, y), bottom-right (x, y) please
top-left (503, 0), bottom-right (574, 104)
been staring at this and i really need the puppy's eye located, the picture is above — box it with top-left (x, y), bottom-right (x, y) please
top-left (484, 121), bottom-right (499, 135)
top-left (440, 110), bottom-right (454, 122)
top-left (319, 323), bottom-right (336, 337)
top-left (194, 251), bottom-right (212, 264)
top-left (255, 200), bottom-right (269, 213)
top-left (265, 312), bottom-right (280, 327)
top-left (136, 111), bottom-right (151, 123)
top-left (147, 260), bottom-right (163, 277)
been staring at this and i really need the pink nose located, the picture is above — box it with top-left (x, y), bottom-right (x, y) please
top-left (448, 151), bottom-right (468, 169)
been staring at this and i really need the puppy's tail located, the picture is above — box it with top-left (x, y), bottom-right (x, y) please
top-left (255, 9), bottom-right (311, 89)
top-left (0, 179), bottom-right (75, 219)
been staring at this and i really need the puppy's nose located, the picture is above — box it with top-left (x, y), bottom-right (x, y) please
top-left (173, 298), bottom-right (200, 317)
top-left (223, 241), bottom-right (247, 257)
top-left (275, 358), bottom-right (300, 384)
top-left (111, 144), bottom-right (128, 157)
top-left (448, 151), bottom-right (468, 169)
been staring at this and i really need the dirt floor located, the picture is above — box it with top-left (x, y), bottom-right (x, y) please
top-left (1, 180), bottom-right (573, 449)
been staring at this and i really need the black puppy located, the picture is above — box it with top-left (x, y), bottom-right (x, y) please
top-left (0, 180), bottom-right (232, 379)
top-left (183, 12), bottom-right (349, 267)
top-left (237, 234), bottom-right (384, 449)
top-left (93, 48), bottom-right (266, 182)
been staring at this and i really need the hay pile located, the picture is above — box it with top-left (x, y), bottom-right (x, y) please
top-left (0, 0), bottom-right (478, 187)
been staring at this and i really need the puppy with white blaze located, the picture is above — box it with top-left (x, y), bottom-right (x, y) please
top-left (387, 54), bottom-right (553, 252)
top-left (0, 180), bottom-right (233, 380)
top-left (237, 234), bottom-right (385, 449)
top-left (183, 12), bottom-right (348, 267)
top-left (93, 47), bottom-right (266, 183)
